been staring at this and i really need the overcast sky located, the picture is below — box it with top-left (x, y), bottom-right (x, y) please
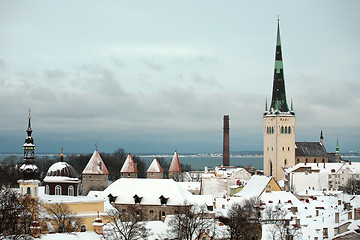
top-left (0, 0), bottom-right (359, 154)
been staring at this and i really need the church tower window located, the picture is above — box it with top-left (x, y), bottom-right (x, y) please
top-left (68, 186), bottom-right (74, 196)
top-left (281, 126), bottom-right (284, 134)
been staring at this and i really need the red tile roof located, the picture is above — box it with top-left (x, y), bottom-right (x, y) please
top-left (169, 151), bottom-right (182, 172)
top-left (82, 150), bottom-right (109, 175)
top-left (147, 158), bottom-right (164, 173)
top-left (120, 153), bottom-right (138, 173)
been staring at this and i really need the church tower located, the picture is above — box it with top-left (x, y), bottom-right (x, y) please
top-left (18, 109), bottom-right (40, 198)
top-left (263, 19), bottom-right (295, 181)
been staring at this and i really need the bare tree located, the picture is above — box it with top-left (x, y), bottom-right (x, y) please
top-left (344, 176), bottom-right (360, 195)
top-left (168, 204), bottom-right (212, 240)
top-left (222, 197), bottom-right (262, 240)
top-left (105, 206), bottom-right (148, 240)
top-left (263, 203), bottom-right (301, 240)
top-left (0, 187), bottom-right (35, 239)
top-left (45, 203), bottom-right (83, 233)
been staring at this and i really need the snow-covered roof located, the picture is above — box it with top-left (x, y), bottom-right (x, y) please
top-left (120, 153), bottom-right (138, 173)
top-left (147, 158), bottom-right (163, 173)
top-left (40, 232), bottom-right (103, 240)
top-left (235, 175), bottom-right (272, 198)
top-left (43, 161), bottom-right (80, 183)
top-left (40, 194), bottom-right (105, 205)
top-left (82, 150), bottom-right (109, 175)
top-left (103, 178), bottom-right (204, 206)
top-left (168, 151), bottom-right (181, 172)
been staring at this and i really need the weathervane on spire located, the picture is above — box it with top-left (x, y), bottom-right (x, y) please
top-left (28, 108), bottom-right (31, 119)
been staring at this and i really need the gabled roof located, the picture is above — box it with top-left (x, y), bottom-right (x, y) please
top-left (295, 142), bottom-right (327, 157)
top-left (169, 151), bottom-right (181, 172)
top-left (120, 153), bottom-right (138, 173)
top-left (147, 158), bottom-right (163, 173)
top-left (235, 175), bottom-right (278, 198)
top-left (82, 150), bottom-right (109, 175)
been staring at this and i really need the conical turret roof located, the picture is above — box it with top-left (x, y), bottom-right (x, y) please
top-left (120, 153), bottom-right (138, 173)
top-left (169, 151), bottom-right (181, 173)
top-left (82, 150), bottom-right (109, 175)
top-left (147, 158), bottom-right (163, 173)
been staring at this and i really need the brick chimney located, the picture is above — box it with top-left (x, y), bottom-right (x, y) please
top-left (223, 115), bottom-right (230, 166)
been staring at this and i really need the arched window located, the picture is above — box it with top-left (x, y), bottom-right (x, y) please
top-left (272, 127), bottom-right (274, 134)
top-left (55, 185), bottom-right (62, 195)
top-left (27, 187), bottom-right (31, 195)
top-left (288, 127), bottom-right (291, 134)
top-left (266, 127), bottom-right (269, 134)
top-left (269, 160), bottom-right (273, 176)
top-left (68, 186), bottom-right (74, 196)
top-left (314, 159), bottom-right (317, 163)
top-left (45, 185), bottom-right (50, 195)
top-left (284, 159), bottom-right (287, 166)
top-left (162, 211), bottom-right (166, 217)
top-left (285, 126), bottom-right (288, 134)
top-left (80, 225), bottom-right (86, 232)
top-left (305, 159), bottom-right (308, 163)
top-left (281, 126), bottom-right (284, 134)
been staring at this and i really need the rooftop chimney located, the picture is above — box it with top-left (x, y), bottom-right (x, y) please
top-left (223, 115), bottom-right (230, 166)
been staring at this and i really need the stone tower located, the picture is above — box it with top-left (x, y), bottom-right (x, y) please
top-left (168, 151), bottom-right (182, 180)
top-left (120, 153), bottom-right (138, 178)
top-left (18, 109), bottom-right (40, 198)
top-left (146, 158), bottom-right (164, 179)
top-left (263, 19), bottom-right (295, 181)
top-left (82, 149), bottom-right (109, 195)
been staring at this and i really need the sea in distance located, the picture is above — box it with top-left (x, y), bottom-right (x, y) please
top-left (1, 152), bottom-right (360, 171)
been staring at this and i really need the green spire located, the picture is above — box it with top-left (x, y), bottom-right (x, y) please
top-left (270, 17), bottom-right (290, 113)
top-left (336, 137), bottom-right (340, 155)
top-left (265, 99), bottom-right (268, 111)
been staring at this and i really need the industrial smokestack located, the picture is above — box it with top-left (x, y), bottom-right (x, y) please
top-left (223, 115), bottom-right (230, 166)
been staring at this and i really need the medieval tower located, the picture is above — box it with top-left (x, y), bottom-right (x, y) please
top-left (263, 19), bottom-right (295, 181)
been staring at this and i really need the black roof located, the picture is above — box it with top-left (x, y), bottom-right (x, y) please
top-left (295, 142), bottom-right (327, 157)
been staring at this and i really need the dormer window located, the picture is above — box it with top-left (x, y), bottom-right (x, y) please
top-left (108, 194), bottom-right (117, 203)
top-left (133, 194), bottom-right (143, 204)
top-left (159, 195), bottom-right (169, 205)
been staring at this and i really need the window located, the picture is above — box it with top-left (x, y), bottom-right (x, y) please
top-left (27, 187), bottom-right (31, 195)
top-left (288, 127), bottom-right (291, 134)
top-left (305, 159), bottom-right (308, 163)
top-left (297, 159), bottom-right (300, 164)
top-left (150, 210), bottom-right (154, 213)
top-left (285, 126), bottom-right (288, 134)
top-left (282, 147), bottom-right (284, 151)
top-left (281, 126), bottom-right (284, 134)
top-left (162, 211), bottom-right (166, 217)
top-left (284, 159), bottom-right (287, 166)
top-left (288, 147), bottom-right (290, 151)
top-left (272, 127), bottom-right (274, 134)
top-left (68, 186), bottom-right (74, 196)
top-left (80, 225), bottom-right (86, 232)
top-left (314, 159), bottom-right (317, 163)
top-left (55, 185), bottom-right (61, 195)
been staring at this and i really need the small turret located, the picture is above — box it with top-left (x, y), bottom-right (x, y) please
top-left (169, 151), bottom-right (182, 181)
top-left (320, 130), bottom-right (324, 145)
top-left (120, 153), bottom-right (138, 178)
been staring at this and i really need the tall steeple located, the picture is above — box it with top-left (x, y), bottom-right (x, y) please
top-left (19, 109), bottom-right (39, 180)
top-left (18, 109), bottom-right (40, 198)
top-left (269, 18), bottom-right (290, 113)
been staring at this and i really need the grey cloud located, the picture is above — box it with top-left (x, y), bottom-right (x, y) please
top-left (0, 59), bottom-right (5, 70)
top-left (142, 59), bottom-right (165, 72)
top-left (191, 73), bottom-right (220, 87)
top-left (110, 57), bottom-right (126, 69)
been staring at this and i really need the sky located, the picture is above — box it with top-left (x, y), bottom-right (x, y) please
top-left (0, 0), bottom-right (359, 154)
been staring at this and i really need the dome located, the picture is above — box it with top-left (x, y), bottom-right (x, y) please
top-left (43, 162), bottom-right (80, 183)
